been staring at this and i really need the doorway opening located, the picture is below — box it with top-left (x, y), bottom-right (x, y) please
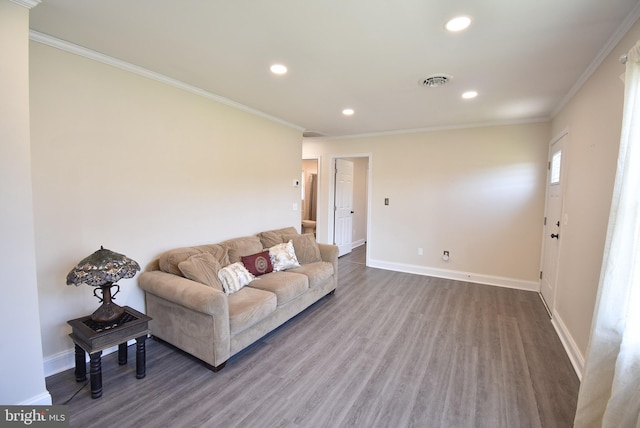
top-left (331, 155), bottom-right (370, 260)
top-left (301, 158), bottom-right (319, 237)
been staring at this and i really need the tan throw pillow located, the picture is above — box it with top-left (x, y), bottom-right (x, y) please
top-left (221, 236), bottom-right (264, 264)
top-left (217, 262), bottom-right (256, 294)
top-left (178, 253), bottom-right (224, 292)
top-left (269, 241), bottom-right (300, 271)
top-left (283, 233), bottom-right (322, 264)
top-left (160, 247), bottom-right (202, 275)
top-left (258, 227), bottom-right (298, 248)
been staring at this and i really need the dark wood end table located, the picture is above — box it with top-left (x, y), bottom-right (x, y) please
top-left (68, 306), bottom-right (151, 399)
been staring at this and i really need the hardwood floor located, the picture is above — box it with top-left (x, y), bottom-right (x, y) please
top-left (46, 244), bottom-right (579, 427)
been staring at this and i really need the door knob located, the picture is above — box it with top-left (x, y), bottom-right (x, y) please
top-left (551, 233), bottom-right (559, 239)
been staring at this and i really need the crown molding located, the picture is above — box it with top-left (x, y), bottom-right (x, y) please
top-left (10, 0), bottom-right (41, 9)
top-left (310, 116), bottom-right (549, 141)
top-left (551, 1), bottom-right (640, 118)
top-left (28, 30), bottom-right (304, 133)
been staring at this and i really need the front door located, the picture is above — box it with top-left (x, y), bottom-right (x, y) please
top-left (334, 159), bottom-right (354, 256)
top-left (540, 133), bottom-right (567, 315)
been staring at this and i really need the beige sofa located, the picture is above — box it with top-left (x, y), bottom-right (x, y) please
top-left (138, 227), bottom-right (338, 371)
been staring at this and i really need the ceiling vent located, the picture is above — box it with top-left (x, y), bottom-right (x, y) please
top-left (420, 74), bottom-right (452, 88)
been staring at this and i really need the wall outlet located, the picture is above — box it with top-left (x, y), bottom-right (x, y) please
top-left (418, 248), bottom-right (423, 255)
top-left (443, 250), bottom-right (450, 261)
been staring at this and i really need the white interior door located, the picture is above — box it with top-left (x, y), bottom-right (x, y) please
top-left (540, 133), bottom-right (566, 315)
top-left (334, 159), bottom-right (354, 256)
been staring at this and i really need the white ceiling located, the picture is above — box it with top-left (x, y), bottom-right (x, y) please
top-left (29, 0), bottom-right (640, 138)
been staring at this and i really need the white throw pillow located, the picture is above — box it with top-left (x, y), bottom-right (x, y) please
top-left (269, 240), bottom-right (300, 271)
top-left (217, 262), bottom-right (256, 294)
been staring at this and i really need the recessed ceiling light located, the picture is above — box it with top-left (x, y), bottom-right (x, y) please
top-left (462, 91), bottom-right (478, 99)
top-left (445, 16), bottom-right (472, 32)
top-left (270, 64), bottom-right (287, 75)
top-left (342, 108), bottom-right (355, 116)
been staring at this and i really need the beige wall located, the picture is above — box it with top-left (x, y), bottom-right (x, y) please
top-left (29, 41), bottom-right (303, 372)
top-left (0, 0), bottom-right (50, 405)
top-left (304, 122), bottom-right (550, 288)
top-left (550, 18), bottom-right (640, 371)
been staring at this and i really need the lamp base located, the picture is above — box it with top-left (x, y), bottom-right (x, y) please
top-left (91, 283), bottom-right (125, 323)
top-left (91, 302), bottom-right (125, 324)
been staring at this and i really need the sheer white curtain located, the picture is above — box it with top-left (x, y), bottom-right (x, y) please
top-left (574, 40), bottom-right (640, 428)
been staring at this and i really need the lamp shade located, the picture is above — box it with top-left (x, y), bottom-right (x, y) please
top-left (66, 246), bottom-right (140, 287)
top-left (66, 246), bottom-right (140, 323)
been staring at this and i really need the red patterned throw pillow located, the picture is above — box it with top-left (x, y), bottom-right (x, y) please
top-left (241, 250), bottom-right (273, 276)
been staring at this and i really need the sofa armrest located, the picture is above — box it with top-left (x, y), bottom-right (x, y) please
top-left (138, 270), bottom-right (227, 316)
top-left (317, 243), bottom-right (339, 288)
top-left (139, 270), bottom-right (231, 369)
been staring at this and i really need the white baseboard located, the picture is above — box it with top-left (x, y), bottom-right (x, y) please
top-left (44, 340), bottom-right (136, 377)
top-left (551, 312), bottom-right (585, 380)
top-left (367, 259), bottom-right (540, 291)
top-left (351, 239), bottom-right (366, 249)
top-left (44, 349), bottom-right (76, 378)
top-left (20, 391), bottom-right (52, 406)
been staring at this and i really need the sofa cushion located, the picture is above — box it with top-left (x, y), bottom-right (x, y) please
top-left (218, 262), bottom-right (255, 294)
top-left (283, 233), bottom-right (322, 264)
top-left (159, 244), bottom-right (228, 276)
top-left (288, 261), bottom-right (334, 288)
top-left (221, 235), bottom-right (264, 264)
top-left (247, 271), bottom-right (309, 305)
top-left (258, 226), bottom-right (298, 248)
top-left (269, 241), bottom-right (300, 271)
top-left (178, 253), bottom-right (224, 292)
top-left (241, 250), bottom-right (273, 276)
top-left (228, 287), bottom-right (277, 334)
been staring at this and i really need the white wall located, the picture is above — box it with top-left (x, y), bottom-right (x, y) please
top-left (29, 41), bottom-right (303, 374)
top-left (550, 17), bottom-right (640, 374)
top-left (304, 122), bottom-right (550, 289)
top-left (0, 0), bottom-right (50, 405)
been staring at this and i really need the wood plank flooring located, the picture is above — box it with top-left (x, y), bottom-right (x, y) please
top-left (46, 244), bottom-right (579, 427)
